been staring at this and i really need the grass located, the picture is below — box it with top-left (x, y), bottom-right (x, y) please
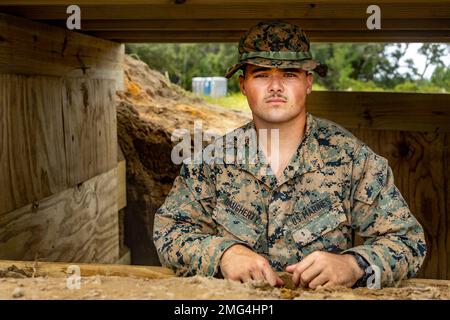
top-left (201, 83), bottom-right (327, 111)
top-left (203, 92), bottom-right (249, 111)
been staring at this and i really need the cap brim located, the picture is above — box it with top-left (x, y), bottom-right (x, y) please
top-left (225, 62), bottom-right (246, 79)
top-left (225, 58), bottom-right (327, 78)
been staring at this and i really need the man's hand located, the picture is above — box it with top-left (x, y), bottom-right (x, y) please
top-left (220, 244), bottom-right (284, 287)
top-left (285, 251), bottom-right (365, 289)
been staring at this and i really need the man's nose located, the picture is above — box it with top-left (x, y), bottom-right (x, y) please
top-left (268, 75), bottom-right (284, 93)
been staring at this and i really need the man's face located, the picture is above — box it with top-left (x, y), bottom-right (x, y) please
top-left (239, 64), bottom-right (313, 124)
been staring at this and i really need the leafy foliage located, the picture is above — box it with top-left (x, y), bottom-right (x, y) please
top-left (126, 43), bottom-right (449, 93)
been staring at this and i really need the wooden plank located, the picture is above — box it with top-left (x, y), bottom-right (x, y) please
top-left (0, 13), bottom-right (124, 88)
top-left (91, 30), bottom-right (450, 43)
top-left (0, 259), bottom-right (174, 279)
top-left (1, 259), bottom-right (448, 287)
top-left (402, 278), bottom-right (450, 287)
top-left (0, 168), bottom-right (120, 264)
top-left (60, 18), bottom-right (450, 32)
top-left (308, 91), bottom-right (450, 133)
top-left (0, 75), bottom-right (119, 215)
top-left (117, 159), bottom-right (127, 211)
top-left (1, 4), bottom-right (448, 20)
top-left (346, 128), bottom-right (449, 280)
top-left (0, 75), bottom-right (67, 215)
top-left (1, 1), bottom-right (445, 5)
top-left (62, 78), bottom-right (118, 186)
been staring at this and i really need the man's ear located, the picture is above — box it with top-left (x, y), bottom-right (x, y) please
top-left (239, 75), bottom-right (246, 96)
top-left (306, 72), bottom-right (314, 92)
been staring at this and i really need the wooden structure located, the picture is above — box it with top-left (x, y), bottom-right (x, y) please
top-left (0, 1), bottom-right (449, 42)
top-left (0, 1), bottom-right (449, 280)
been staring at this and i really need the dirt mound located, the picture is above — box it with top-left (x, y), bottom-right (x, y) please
top-left (116, 55), bottom-right (250, 265)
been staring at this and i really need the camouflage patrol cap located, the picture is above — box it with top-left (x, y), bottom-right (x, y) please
top-left (225, 21), bottom-right (327, 78)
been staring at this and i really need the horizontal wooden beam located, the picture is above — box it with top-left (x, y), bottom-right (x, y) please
top-left (0, 13), bottom-right (124, 84)
top-left (87, 30), bottom-right (450, 43)
top-left (1, 4), bottom-right (448, 20)
top-left (0, 1), bottom-right (443, 5)
top-left (308, 91), bottom-right (450, 132)
top-left (41, 18), bottom-right (450, 32)
top-left (0, 259), bottom-right (174, 279)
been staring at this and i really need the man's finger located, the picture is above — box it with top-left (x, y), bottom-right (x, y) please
top-left (262, 266), bottom-right (281, 287)
top-left (276, 276), bottom-right (285, 286)
top-left (240, 273), bottom-right (252, 283)
top-left (307, 273), bottom-right (329, 290)
top-left (299, 264), bottom-right (323, 287)
top-left (291, 257), bottom-right (316, 287)
top-left (250, 269), bottom-right (265, 282)
top-left (285, 264), bottom-right (298, 273)
top-left (286, 253), bottom-right (316, 275)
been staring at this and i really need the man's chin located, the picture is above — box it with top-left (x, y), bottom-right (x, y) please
top-left (257, 114), bottom-right (297, 124)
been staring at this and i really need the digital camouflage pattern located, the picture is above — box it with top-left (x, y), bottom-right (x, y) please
top-left (153, 113), bottom-right (427, 287)
top-left (225, 21), bottom-right (328, 78)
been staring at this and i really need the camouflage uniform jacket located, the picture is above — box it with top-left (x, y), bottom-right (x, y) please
top-left (153, 113), bottom-right (427, 287)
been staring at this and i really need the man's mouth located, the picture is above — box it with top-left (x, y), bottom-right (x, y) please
top-left (266, 98), bottom-right (287, 103)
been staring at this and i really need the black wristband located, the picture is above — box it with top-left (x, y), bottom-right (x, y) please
top-left (346, 252), bottom-right (372, 288)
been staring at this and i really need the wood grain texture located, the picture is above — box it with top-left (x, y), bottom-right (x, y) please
top-left (63, 78), bottom-right (118, 186)
top-left (0, 75), bottom-right (119, 215)
top-left (308, 91), bottom-right (450, 133)
top-left (2, 3), bottom-right (448, 20)
top-left (0, 2), bottom-right (448, 42)
top-left (0, 13), bottom-right (124, 90)
top-left (0, 168), bottom-right (119, 264)
top-left (90, 30), bottom-right (450, 43)
top-left (0, 75), bottom-right (67, 215)
top-left (0, 259), bottom-right (173, 279)
top-left (347, 128), bottom-right (449, 279)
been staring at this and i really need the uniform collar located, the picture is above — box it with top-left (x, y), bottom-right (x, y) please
top-left (232, 112), bottom-right (324, 189)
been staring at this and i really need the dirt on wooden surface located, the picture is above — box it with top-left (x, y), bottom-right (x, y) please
top-left (1, 268), bottom-right (449, 300)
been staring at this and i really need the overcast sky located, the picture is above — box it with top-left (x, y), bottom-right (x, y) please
top-left (395, 43), bottom-right (450, 79)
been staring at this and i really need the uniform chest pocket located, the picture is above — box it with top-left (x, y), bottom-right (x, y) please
top-left (212, 203), bottom-right (262, 248)
top-left (288, 204), bottom-right (348, 249)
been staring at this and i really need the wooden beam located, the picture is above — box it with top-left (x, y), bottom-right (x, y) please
top-left (0, 13), bottom-right (124, 85)
top-left (49, 18), bottom-right (450, 32)
top-left (1, 258), bottom-right (448, 286)
top-left (308, 91), bottom-right (450, 133)
top-left (0, 168), bottom-right (119, 264)
top-left (89, 30), bottom-right (450, 43)
top-left (1, 4), bottom-right (448, 20)
top-left (0, 259), bottom-right (174, 279)
top-left (0, 1), bottom-right (444, 5)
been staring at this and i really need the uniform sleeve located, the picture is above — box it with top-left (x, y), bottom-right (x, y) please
top-left (153, 162), bottom-right (247, 277)
top-left (342, 145), bottom-right (427, 287)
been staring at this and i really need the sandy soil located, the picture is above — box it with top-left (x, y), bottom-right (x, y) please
top-left (1, 272), bottom-right (448, 300)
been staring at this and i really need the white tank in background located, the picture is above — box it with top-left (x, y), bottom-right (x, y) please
top-left (191, 76), bottom-right (227, 97)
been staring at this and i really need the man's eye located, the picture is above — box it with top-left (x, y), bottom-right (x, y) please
top-left (284, 73), bottom-right (297, 77)
top-left (254, 74), bottom-right (268, 78)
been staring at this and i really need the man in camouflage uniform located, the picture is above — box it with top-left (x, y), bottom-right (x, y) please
top-left (153, 21), bottom-right (426, 288)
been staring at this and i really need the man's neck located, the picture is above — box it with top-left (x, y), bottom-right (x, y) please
top-left (253, 111), bottom-right (307, 178)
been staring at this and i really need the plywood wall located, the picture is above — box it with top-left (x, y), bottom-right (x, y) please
top-left (0, 14), bottom-right (124, 264)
